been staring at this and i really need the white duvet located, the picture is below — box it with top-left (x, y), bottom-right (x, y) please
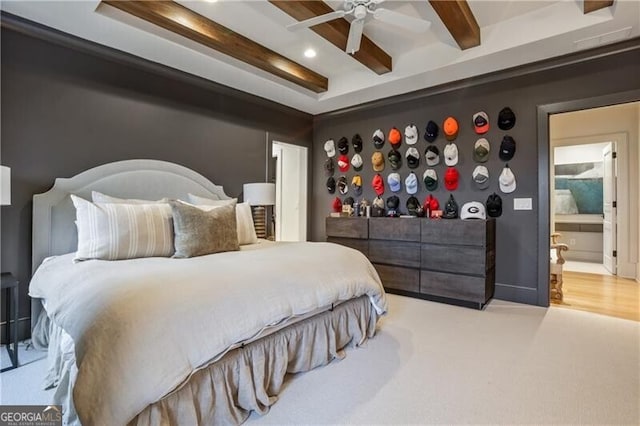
top-left (29, 241), bottom-right (387, 425)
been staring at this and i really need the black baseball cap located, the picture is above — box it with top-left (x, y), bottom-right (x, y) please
top-left (424, 120), bottom-right (439, 142)
top-left (486, 193), bottom-right (503, 217)
top-left (443, 194), bottom-right (459, 219)
top-left (337, 137), bottom-right (349, 155)
top-left (324, 158), bottom-right (334, 176)
top-left (499, 136), bottom-right (516, 161)
top-left (498, 107), bottom-right (516, 130)
top-left (352, 134), bottom-right (363, 153)
top-left (343, 196), bottom-right (354, 207)
top-left (326, 177), bottom-right (336, 194)
top-left (386, 195), bottom-right (400, 210)
top-left (406, 196), bottom-right (420, 216)
top-left (406, 147), bottom-right (420, 169)
top-left (388, 149), bottom-right (402, 170)
top-left (372, 129), bottom-right (385, 149)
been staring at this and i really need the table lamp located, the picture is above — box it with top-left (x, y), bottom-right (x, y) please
top-left (1, 166), bottom-right (10, 206)
top-left (243, 183), bottom-right (275, 239)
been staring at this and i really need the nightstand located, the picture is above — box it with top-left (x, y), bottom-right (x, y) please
top-left (1, 272), bottom-right (19, 371)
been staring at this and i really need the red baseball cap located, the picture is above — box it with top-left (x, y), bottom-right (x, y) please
top-left (372, 173), bottom-right (385, 196)
top-left (424, 194), bottom-right (439, 211)
top-left (388, 127), bottom-right (402, 148)
top-left (444, 167), bottom-right (459, 191)
top-left (332, 197), bottom-right (343, 213)
top-left (337, 154), bottom-right (350, 172)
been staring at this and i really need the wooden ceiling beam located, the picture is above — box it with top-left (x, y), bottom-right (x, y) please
top-left (102, 0), bottom-right (328, 93)
top-left (583, 0), bottom-right (614, 14)
top-left (428, 0), bottom-right (480, 50)
top-left (269, 1), bottom-right (392, 75)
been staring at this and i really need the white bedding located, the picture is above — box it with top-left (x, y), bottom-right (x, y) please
top-left (29, 240), bottom-right (387, 425)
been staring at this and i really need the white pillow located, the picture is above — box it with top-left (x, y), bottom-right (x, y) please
top-left (71, 195), bottom-right (174, 261)
top-left (184, 196), bottom-right (258, 245)
top-left (92, 191), bottom-right (168, 204)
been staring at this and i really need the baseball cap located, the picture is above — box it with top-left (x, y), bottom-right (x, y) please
top-left (388, 127), bottom-right (402, 149)
top-left (406, 147), bottom-right (420, 169)
top-left (499, 165), bottom-right (516, 193)
top-left (486, 193), bottom-right (503, 217)
top-left (472, 165), bottom-right (490, 190)
top-left (352, 134), bottom-right (363, 153)
top-left (404, 124), bottom-right (418, 145)
top-left (443, 116), bottom-right (459, 141)
top-left (386, 195), bottom-right (400, 210)
top-left (444, 143), bottom-right (459, 166)
top-left (424, 194), bottom-right (439, 212)
top-left (337, 137), bottom-right (349, 155)
top-left (498, 107), bottom-right (516, 130)
top-left (351, 175), bottom-right (362, 196)
top-left (444, 167), bottom-right (459, 191)
top-left (423, 169), bottom-right (438, 191)
top-left (425, 145), bottom-right (440, 166)
top-left (372, 196), bottom-right (385, 217)
top-left (343, 196), bottom-right (354, 207)
top-left (332, 197), bottom-right (342, 213)
top-left (351, 153), bottom-right (363, 171)
top-left (460, 201), bottom-right (486, 220)
top-left (499, 136), bottom-right (516, 161)
top-left (371, 151), bottom-right (385, 172)
top-left (337, 154), bottom-right (350, 172)
top-left (474, 138), bottom-right (490, 163)
top-left (388, 149), bottom-right (402, 170)
top-left (387, 173), bottom-right (402, 193)
top-left (473, 111), bottom-right (489, 135)
top-left (326, 176), bottom-right (336, 194)
top-left (406, 196), bottom-right (420, 216)
top-left (405, 172), bottom-right (418, 195)
top-left (324, 158), bottom-right (334, 176)
top-left (372, 173), bottom-right (385, 196)
top-left (443, 194), bottom-right (459, 219)
top-left (424, 120), bottom-right (439, 142)
top-left (372, 129), bottom-right (385, 149)
top-left (338, 176), bottom-right (348, 195)
top-left (324, 139), bottom-right (336, 157)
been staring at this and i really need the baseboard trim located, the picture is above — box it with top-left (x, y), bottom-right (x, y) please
top-left (494, 283), bottom-right (542, 306)
top-left (0, 317), bottom-right (32, 343)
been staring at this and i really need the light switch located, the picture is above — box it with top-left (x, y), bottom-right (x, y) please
top-left (513, 198), bottom-right (532, 210)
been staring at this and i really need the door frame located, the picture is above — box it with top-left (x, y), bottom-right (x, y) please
top-left (536, 89), bottom-right (640, 307)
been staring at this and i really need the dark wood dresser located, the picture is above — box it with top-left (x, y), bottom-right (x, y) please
top-left (325, 217), bottom-right (495, 309)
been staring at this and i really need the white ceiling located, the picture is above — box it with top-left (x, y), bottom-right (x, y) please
top-left (2, 1), bottom-right (639, 114)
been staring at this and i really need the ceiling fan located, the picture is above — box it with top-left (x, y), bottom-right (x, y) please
top-left (286, 0), bottom-right (431, 54)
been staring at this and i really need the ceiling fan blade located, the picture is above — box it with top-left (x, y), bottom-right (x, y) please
top-left (372, 8), bottom-right (431, 33)
top-left (346, 18), bottom-right (365, 54)
top-left (287, 10), bottom-right (346, 31)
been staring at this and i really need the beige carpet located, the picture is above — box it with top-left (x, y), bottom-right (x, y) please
top-left (2, 294), bottom-right (639, 424)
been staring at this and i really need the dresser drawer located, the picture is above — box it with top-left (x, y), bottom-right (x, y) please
top-left (369, 218), bottom-right (420, 242)
top-left (327, 237), bottom-right (369, 256)
top-left (374, 263), bottom-right (419, 293)
top-left (369, 240), bottom-right (420, 268)
top-left (421, 219), bottom-right (490, 247)
top-left (326, 217), bottom-right (368, 239)
top-left (420, 270), bottom-right (489, 303)
top-left (421, 244), bottom-right (492, 276)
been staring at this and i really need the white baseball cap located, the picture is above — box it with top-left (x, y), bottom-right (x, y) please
top-left (324, 139), bottom-right (336, 158)
top-left (405, 172), bottom-right (418, 195)
top-left (351, 153), bottom-right (363, 171)
top-left (404, 124), bottom-right (418, 145)
top-left (460, 201), bottom-right (486, 220)
top-left (499, 165), bottom-right (516, 193)
top-left (444, 143), bottom-right (458, 166)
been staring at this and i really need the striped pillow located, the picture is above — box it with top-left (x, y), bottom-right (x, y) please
top-left (71, 195), bottom-right (174, 261)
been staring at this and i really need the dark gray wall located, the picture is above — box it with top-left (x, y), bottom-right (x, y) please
top-left (0, 23), bottom-right (313, 340)
top-left (311, 43), bottom-right (640, 306)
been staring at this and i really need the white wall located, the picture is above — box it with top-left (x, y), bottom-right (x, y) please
top-left (550, 102), bottom-right (639, 279)
top-left (554, 142), bottom-right (609, 165)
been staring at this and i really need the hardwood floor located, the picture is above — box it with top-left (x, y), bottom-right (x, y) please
top-left (551, 270), bottom-right (639, 321)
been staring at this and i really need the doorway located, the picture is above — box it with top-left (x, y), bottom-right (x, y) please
top-left (272, 141), bottom-right (308, 242)
top-left (547, 101), bottom-right (639, 320)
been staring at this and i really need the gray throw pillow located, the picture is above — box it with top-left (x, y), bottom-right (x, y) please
top-left (170, 201), bottom-right (240, 258)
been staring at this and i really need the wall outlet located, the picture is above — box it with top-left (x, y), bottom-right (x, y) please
top-left (513, 198), bottom-right (533, 210)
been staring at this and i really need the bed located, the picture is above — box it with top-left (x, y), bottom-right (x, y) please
top-left (28, 159), bottom-right (387, 425)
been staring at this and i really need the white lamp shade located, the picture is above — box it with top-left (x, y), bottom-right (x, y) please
top-left (243, 183), bottom-right (275, 206)
top-left (1, 166), bottom-right (10, 206)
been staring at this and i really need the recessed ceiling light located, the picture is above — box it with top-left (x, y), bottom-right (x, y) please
top-left (205, 0), bottom-right (218, 3)
top-left (304, 48), bottom-right (317, 58)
